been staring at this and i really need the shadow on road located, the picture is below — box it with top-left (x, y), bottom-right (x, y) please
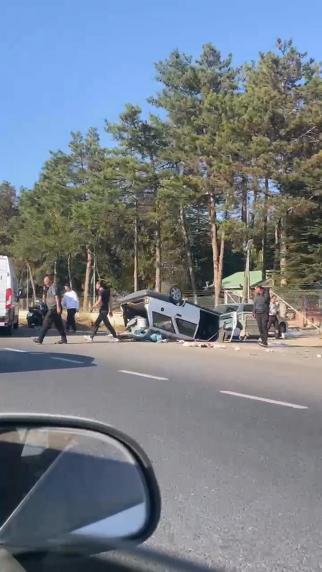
top-left (0, 350), bottom-right (95, 374)
top-left (18, 549), bottom-right (226, 572)
top-left (0, 326), bottom-right (131, 346)
top-left (0, 326), bottom-right (90, 340)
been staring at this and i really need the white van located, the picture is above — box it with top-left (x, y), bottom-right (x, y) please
top-left (0, 255), bottom-right (19, 334)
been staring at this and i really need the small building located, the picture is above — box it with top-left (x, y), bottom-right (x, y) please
top-left (222, 271), bottom-right (263, 303)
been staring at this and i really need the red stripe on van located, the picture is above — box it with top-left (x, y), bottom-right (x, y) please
top-left (5, 287), bottom-right (12, 309)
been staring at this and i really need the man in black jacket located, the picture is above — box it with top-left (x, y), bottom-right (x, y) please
top-left (84, 280), bottom-right (118, 342)
top-left (253, 286), bottom-right (270, 347)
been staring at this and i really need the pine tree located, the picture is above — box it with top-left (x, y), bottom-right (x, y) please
top-left (0, 181), bottom-right (18, 254)
top-left (106, 105), bottom-right (168, 291)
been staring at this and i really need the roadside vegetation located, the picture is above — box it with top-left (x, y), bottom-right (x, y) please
top-left (1, 39), bottom-right (321, 307)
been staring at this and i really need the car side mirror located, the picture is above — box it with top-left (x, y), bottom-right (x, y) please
top-left (0, 415), bottom-right (160, 556)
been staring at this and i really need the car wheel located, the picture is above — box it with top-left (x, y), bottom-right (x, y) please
top-left (169, 285), bottom-right (183, 304)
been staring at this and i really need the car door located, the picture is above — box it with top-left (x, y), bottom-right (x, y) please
top-left (147, 298), bottom-right (200, 340)
top-left (216, 305), bottom-right (237, 339)
top-left (174, 302), bottom-right (200, 339)
top-left (238, 304), bottom-right (259, 337)
top-left (219, 311), bottom-right (237, 339)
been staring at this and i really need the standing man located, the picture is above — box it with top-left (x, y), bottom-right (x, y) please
top-left (62, 284), bottom-right (79, 333)
top-left (268, 295), bottom-right (280, 339)
top-left (253, 286), bottom-right (270, 347)
top-left (34, 274), bottom-right (67, 345)
top-left (84, 280), bottom-right (118, 342)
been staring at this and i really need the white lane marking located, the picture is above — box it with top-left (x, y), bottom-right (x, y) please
top-left (118, 370), bottom-right (168, 381)
top-left (220, 391), bottom-right (308, 410)
top-left (3, 347), bottom-right (27, 353)
top-left (51, 357), bottom-right (83, 365)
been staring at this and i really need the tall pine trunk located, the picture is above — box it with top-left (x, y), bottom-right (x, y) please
top-left (274, 221), bottom-right (280, 272)
top-left (209, 193), bottom-right (224, 307)
top-left (92, 253), bottom-right (96, 308)
top-left (133, 201), bottom-right (139, 292)
top-left (83, 247), bottom-right (92, 311)
top-left (67, 254), bottom-right (72, 288)
top-left (155, 221), bottom-right (161, 292)
top-left (150, 158), bottom-right (162, 293)
top-left (179, 204), bottom-right (197, 304)
top-left (262, 178), bottom-right (269, 280)
top-left (250, 187), bottom-right (258, 228)
top-left (26, 262), bottom-right (36, 303)
top-left (241, 176), bottom-right (248, 225)
top-left (216, 231), bottom-right (225, 306)
top-left (280, 218), bottom-right (287, 286)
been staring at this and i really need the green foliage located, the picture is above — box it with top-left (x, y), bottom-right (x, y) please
top-left (0, 181), bottom-right (18, 254)
top-left (2, 40), bottom-right (321, 296)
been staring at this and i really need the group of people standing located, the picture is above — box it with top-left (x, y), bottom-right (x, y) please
top-left (253, 286), bottom-right (281, 347)
top-left (33, 274), bottom-right (118, 345)
top-left (33, 273), bottom-right (281, 348)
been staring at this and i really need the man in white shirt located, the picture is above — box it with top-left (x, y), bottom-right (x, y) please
top-left (267, 295), bottom-right (280, 339)
top-left (62, 285), bottom-right (80, 333)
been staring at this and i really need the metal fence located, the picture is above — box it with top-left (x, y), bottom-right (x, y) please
top-left (273, 289), bottom-right (322, 328)
top-left (184, 288), bottom-right (322, 329)
top-left (19, 286), bottom-right (322, 329)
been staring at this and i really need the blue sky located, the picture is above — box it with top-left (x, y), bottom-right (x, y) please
top-left (1, 0), bottom-right (321, 189)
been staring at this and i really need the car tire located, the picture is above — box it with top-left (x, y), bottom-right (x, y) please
top-left (169, 285), bottom-right (183, 305)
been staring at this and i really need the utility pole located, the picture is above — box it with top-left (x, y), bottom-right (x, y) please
top-left (242, 239), bottom-right (253, 303)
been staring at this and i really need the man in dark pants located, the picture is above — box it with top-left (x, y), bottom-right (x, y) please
top-left (253, 286), bottom-right (270, 347)
top-left (84, 280), bottom-right (118, 342)
top-left (34, 275), bottom-right (67, 345)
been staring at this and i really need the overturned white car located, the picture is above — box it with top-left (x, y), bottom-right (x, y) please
top-left (120, 289), bottom-right (224, 342)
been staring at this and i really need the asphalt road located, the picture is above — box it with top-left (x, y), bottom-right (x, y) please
top-left (1, 327), bottom-right (322, 572)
